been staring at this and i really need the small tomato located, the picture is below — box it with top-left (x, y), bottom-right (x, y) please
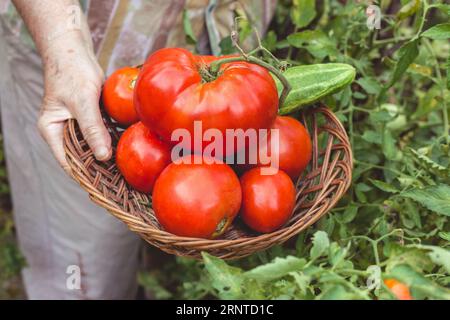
top-left (103, 66), bottom-right (140, 126)
top-left (152, 155), bottom-right (242, 239)
top-left (116, 122), bottom-right (171, 193)
top-left (243, 116), bottom-right (312, 181)
top-left (240, 167), bottom-right (296, 233)
top-left (384, 279), bottom-right (413, 300)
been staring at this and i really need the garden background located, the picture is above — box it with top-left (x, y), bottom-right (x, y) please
top-left (1, 0), bottom-right (449, 299)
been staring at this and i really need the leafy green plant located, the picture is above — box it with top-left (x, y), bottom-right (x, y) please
top-left (140, 0), bottom-right (450, 300)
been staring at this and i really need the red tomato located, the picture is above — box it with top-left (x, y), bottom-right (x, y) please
top-left (240, 167), bottom-right (296, 233)
top-left (134, 48), bottom-right (279, 157)
top-left (244, 116), bottom-right (312, 181)
top-left (116, 122), bottom-right (171, 193)
top-left (152, 155), bottom-right (242, 238)
top-left (102, 67), bottom-right (140, 126)
top-left (384, 279), bottom-right (413, 300)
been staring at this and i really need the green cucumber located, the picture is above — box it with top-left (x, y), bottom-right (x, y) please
top-left (274, 63), bottom-right (356, 114)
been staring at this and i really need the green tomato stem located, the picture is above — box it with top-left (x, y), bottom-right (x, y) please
top-left (209, 55), bottom-right (292, 108)
top-left (422, 38), bottom-right (449, 144)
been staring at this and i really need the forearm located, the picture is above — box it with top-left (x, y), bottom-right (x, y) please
top-left (12, 0), bottom-right (93, 61)
top-left (12, 1), bottom-right (110, 167)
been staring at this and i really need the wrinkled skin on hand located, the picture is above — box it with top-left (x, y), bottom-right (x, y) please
top-left (37, 31), bottom-right (111, 173)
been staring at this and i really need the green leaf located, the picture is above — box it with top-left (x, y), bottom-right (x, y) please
top-left (218, 36), bottom-right (236, 55)
top-left (386, 247), bottom-right (433, 273)
top-left (404, 199), bottom-right (422, 229)
top-left (0, 242), bottom-right (26, 278)
top-left (287, 30), bottom-right (337, 59)
top-left (408, 63), bottom-right (433, 77)
top-left (386, 115), bottom-right (407, 131)
top-left (369, 110), bottom-right (394, 123)
top-left (409, 148), bottom-right (448, 175)
top-left (385, 39), bottom-right (419, 90)
top-left (439, 232), bottom-right (450, 241)
top-left (262, 31), bottom-right (277, 52)
top-left (382, 103), bottom-right (400, 117)
top-left (317, 284), bottom-right (356, 300)
top-left (328, 242), bottom-right (350, 268)
top-left (397, 176), bottom-right (416, 189)
top-left (202, 252), bottom-right (244, 299)
top-left (430, 4), bottom-right (450, 15)
top-left (416, 245), bottom-right (450, 274)
top-left (337, 205), bottom-right (358, 224)
top-left (382, 130), bottom-right (398, 160)
top-left (421, 23), bottom-right (450, 40)
top-left (356, 77), bottom-right (381, 95)
top-left (412, 87), bottom-right (440, 118)
top-left (355, 183), bottom-right (370, 203)
top-left (317, 272), bottom-right (368, 299)
top-left (352, 91), bottom-right (366, 100)
top-left (290, 0), bottom-right (316, 29)
top-left (401, 184), bottom-right (450, 216)
top-left (182, 9), bottom-right (197, 45)
top-left (289, 272), bottom-right (310, 296)
top-left (245, 256), bottom-right (306, 282)
top-left (361, 130), bottom-right (382, 144)
top-left (369, 179), bottom-right (399, 193)
top-left (137, 272), bottom-right (172, 299)
top-left (310, 231), bottom-right (330, 260)
top-left (397, 0), bottom-right (421, 20)
top-left (276, 63), bottom-right (355, 114)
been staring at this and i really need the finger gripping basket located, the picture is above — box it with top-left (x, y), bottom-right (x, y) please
top-left (63, 105), bottom-right (352, 259)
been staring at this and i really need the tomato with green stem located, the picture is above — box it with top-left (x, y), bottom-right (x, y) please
top-left (134, 48), bottom-right (280, 158)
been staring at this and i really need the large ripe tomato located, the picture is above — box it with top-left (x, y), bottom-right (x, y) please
top-left (134, 48), bottom-right (279, 157)
top-left (116, 122), bottom-right (171, 193)
top-left (152, 155), bottom-right (242, 238)
top-left (384, 279), bottom-right (412, 300)
top-left (244, 116), bottom-right (312, 181)
top-left (240, 167), bottom-right (296, 233)
top-left (102, 66), bottom-right (140, 126)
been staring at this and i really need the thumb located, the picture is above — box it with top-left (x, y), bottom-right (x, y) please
top-left (71, 91), bottom-right (112, 161)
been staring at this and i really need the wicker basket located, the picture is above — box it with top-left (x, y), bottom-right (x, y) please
top-left (63, 105), bottom-right (352, 259)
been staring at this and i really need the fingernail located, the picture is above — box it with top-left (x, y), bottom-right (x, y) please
top-left (96, 146), bottom-right (110, 160)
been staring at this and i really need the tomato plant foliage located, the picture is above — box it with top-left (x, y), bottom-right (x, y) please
top-left (139, 0), bottom-right (450, 300)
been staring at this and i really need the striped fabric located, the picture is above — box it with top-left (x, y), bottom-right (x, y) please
top-left (0, 0), bottom-right (276, 74)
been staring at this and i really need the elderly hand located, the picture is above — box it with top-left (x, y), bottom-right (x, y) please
top-left (37, 31), bottom-right (111, 173)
